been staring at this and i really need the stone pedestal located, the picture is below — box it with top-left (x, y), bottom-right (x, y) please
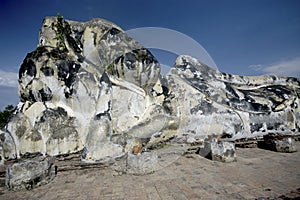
top-left (6, 156), bottom-right (56, 190)
top-left (199, 139), bottom-right (236, 162)
top-left (263, 134), bottom-right (297, 153)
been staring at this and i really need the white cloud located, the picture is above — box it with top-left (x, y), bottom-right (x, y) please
top-left (250, 57), bottom-right (300, 78)
top-left (0, 70), bottom-right (18, 88)
top-left (248, 64), bottom-right (263, 71)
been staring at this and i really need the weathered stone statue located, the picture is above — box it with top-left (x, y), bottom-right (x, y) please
top-left (0, 16), bottom-right (299, 189)
top-left (1, 16), bottom-right (168, 162)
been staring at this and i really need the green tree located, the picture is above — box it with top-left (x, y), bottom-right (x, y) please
top-left (0, 104), bottom-right (15, 129)
top-left (54, 12), bottom-right (67, 50)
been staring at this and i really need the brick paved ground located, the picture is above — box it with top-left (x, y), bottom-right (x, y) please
top-left (1, 142), bottom-right (299, 200)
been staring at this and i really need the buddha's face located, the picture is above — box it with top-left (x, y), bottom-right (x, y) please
top-left (18, 47), bottom-right (81, 102)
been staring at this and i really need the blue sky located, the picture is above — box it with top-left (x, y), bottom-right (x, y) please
top-left (0, 0), bottom-right (299, 109)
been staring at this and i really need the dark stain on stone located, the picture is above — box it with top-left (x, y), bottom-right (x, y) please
top-left (95, 101), bottom-right (112, 121)
top-left (64, 21), bottom-right (82, 53)
top-left (57, 60), bottom-right (80, 97)
top-left (28, 87), bottom-right (52, 102)
top-left (19, 58), bottom-right (36, 79)
top-left (41, 67), bottom-right (54, 76)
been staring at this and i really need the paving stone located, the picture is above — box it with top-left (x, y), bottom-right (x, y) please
top-left (145, 185), bottom-right (161, 200)
top-left (0, 142), bottom-right (300, 199)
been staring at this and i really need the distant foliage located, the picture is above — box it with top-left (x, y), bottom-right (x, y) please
top-left (0, 104), bottom-right (15, 129)
top-left (54, 12), bottom-right (67, 50)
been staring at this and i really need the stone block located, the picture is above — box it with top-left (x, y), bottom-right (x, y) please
top-left (262, 134), bottom-right (297, 153)
top-left (126, 152), bottom-right (158, 175)
top-left (5, 156), bottom-right (56, 190)
top-left (199, 139), bottom-right (236, 162)
top-left (274, 138), bottom-right (297, 153)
